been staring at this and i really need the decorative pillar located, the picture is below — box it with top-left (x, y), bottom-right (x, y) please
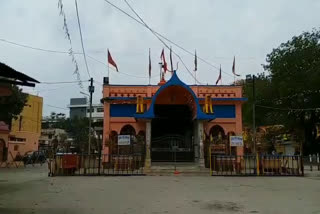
top-left (144, 120), bottom-right (152, 169)
top-left (198, 121), bottom-right (205, 167)
top-left (235, 103), bottom-right (244, 156)
top-left (103, 103), bottom-right (110, 155)
top-left (194, 121), bottom-right (199, 162)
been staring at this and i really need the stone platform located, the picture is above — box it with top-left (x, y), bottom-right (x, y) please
top-left (144, 162), bottom-right (210, 176)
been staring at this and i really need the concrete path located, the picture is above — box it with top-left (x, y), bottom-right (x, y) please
top-left (0, 165), bottom-right (320, 214)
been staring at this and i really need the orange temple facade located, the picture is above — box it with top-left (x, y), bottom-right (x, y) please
top-left (102, 71), bottom-right (247, 168)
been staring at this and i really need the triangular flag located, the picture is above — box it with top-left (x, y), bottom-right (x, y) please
top-left (107, 49), bottom-right (118, 72)
top-left (160, 48), bottom-right (168, 73)
top-left (216, 65), bottom-right (222, 85)
top-left (232, 56), bottom-right (240, 76)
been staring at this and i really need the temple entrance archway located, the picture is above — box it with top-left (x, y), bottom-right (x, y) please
top-left (151, 85), bottom-right (195, 162)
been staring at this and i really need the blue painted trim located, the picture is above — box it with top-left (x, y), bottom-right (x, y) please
top-left (110, 104), bottom-right (136, 117)
top-left (213, 105), bottom-right (236, 118)
top-left (135, 71), bottom-right (215, 120)
top-left (104, 97), bottom-right (152, 100)
top-left (105, 84), bottom-right (158, 86)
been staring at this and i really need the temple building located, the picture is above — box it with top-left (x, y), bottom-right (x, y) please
top-left (101, 71), bottom-right (246, 169)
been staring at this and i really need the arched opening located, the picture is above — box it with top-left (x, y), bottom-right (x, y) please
top-left (209, 125), bottom-right (226, 143)
top-left (120, 125), bottom-right (136, 136)
top-left (151, 86), bottom-right (196, 162)
top-left (207, 125), bottom-right (227, 155)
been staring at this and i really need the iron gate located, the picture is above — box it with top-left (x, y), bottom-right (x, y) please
top-left (151, 135), bottom-right (194, 162)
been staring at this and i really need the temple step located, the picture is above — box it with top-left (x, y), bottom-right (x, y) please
top-left (145, 163), bottom-right (210, 176)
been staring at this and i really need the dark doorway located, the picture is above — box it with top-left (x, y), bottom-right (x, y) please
top-left (151, 105), bottom-right (194, 162)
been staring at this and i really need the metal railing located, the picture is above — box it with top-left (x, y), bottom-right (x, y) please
top-left (303, 154), bottom-right (320, 171)
top-left (209, 153), bottom-right (304, 176)
top-left (49, 154), bottom-right (145, 176)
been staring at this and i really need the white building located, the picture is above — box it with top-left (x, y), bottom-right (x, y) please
top-left (86, 104), bottom-right (104, 123)
top-left (68, 98), bottom-right (103, 122)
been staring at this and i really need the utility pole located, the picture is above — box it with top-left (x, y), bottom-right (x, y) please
top-left (252, 75), bottom-right (256, 154)
top-left (88, 77), bottom-right (94, 155)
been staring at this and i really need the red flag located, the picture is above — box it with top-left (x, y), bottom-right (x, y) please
top-left (148, 48), bottom-right (151, 77)
top-left (216, 65), bottom-right (222, 85)
top-left (160, 48), bottom-right (168, 73)
top-left (194, 50), bottom-right (197, 72)
top-left (232, 56), bottom-right (240, 76)
top-left (107, 49), bottom-right (118, 72)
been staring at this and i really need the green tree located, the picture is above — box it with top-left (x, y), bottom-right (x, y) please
top-left (64, 117), bottom-right (98, 153)
top-left (241, 73), bottom-right (277, 127)
top-left (262, 29), bottom-right (320, 154)
top-left (0, 84), bottom-right (28, 126)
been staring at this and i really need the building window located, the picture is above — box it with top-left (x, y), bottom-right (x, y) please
top-left (9, 137), bottom-right (26, 142)
top-left (87, 108), bottom-right (94, 113)
top-left (97, 108), bottom-right (104, 112)
top-left (14, 145), bottom-right (19, 151)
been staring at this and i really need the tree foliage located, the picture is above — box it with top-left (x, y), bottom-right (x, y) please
top-left (243, 29), bottom-right (320, 153)
top-left (0, 85), bottom-right (28, 125)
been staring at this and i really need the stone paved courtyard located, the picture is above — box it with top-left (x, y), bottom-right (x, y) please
top-left (0, 165), bottom-right (320, 214)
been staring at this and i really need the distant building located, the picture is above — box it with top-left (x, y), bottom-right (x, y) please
top-left (68, 98), bottom-right (87, 119)
top-left (86, 104), bottom-right (104, 123)
top-left (8, 94), bottom-right (43, 160)
top-left (68, 98), bottom-right (103, 122)
top-left (39, 128), bottom-right (66, 151)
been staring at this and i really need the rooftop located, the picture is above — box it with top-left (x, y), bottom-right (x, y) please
top-left (0, 62), bottom-right (39, 87)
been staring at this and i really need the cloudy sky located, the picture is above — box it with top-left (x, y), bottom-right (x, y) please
top-left (1, 0), bottom-right (319, 117)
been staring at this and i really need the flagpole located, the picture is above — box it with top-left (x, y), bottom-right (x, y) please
top-left (233, 56), bottom-right (235, 85)
top-left (149, 48), bottom-right (151, 85)
top-left (108, 63), bottom-right (110, 78)
top-left (220, 64), bottom-right (222, 85)
top-left (170, 46), bottom-right (173, 76)
top-left (107, 48), bottom-right (110, 78)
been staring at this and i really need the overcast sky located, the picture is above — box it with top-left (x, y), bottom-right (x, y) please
top-left (1, 0), bottom-right (319, 117)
